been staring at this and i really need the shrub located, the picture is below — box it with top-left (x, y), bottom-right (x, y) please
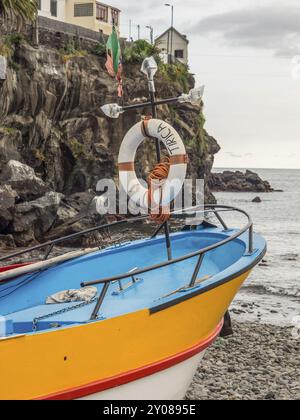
top-left (92, 42), bottom-right (106, 57)
top-left (0, 33), bottom-right (24, 57)
top-left (123, 39), bottom-right (161, 64)
top-left (158, 61), bottom-right (190, 92)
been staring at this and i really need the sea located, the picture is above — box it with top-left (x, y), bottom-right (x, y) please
top-left (213, 168), bottom-right (300, 327)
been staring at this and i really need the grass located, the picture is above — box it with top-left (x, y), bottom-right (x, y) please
top-left (59, 40), bottom-right (87, 63)
top-left (34, 149), bottom-right (45, 162)
top-left (0, 125), bottom-right (17, 135)
top-left (69, 138), bottom-right (85, 159)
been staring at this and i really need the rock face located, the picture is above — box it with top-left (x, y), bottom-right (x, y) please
top-left (0, 160), bottom-right (49, 201)
top-left (0, 56), bottom-right (7, 80)
top-left (0, 38), bottom-right (220, 248)
top-left (209, 170), bottom-right (274, 193)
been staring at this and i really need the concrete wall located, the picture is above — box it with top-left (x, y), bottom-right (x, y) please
top-left (37, 15), bottom-right (108, 46)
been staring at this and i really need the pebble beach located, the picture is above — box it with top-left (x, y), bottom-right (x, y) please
top-left (187, 321), bottom-right (300, 400)
top-left (186, 169), bottom-right (298, 400)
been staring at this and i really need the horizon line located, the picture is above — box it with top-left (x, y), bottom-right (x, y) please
top-left (214, 166), bottom-right (300, 171)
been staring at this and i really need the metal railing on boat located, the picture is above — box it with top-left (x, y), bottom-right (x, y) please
top-left (0, 205), bottom-right (254, 320)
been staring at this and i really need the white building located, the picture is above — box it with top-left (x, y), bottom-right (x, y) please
top-left (156, 27), bottom-right (189, 66)
top-left (38, 0), bottom-right (66, 21)
top-left (37, 1), bottom-right (121, 35)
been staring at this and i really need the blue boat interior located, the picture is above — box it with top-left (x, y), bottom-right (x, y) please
top-left (0, 226), bottom-right (266, 337)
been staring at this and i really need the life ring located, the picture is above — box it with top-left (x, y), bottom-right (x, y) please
top-left (118, 118), bottom-right (188, 211)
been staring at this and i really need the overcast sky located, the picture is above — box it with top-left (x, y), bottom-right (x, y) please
top-left (113, 0), bottom-right (300, 169)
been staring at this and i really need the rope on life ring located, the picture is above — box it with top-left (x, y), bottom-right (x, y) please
top-left (147, 156), bottom-right (171, 224)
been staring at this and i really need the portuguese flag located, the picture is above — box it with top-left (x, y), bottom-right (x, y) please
top-left (105, 25), bottom-right (123, 97)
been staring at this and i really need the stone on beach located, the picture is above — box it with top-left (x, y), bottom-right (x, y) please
top-left (186, 321), bottom-right (300, 401)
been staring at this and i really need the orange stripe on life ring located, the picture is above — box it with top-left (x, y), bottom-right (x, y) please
top-left (170, 155), bottom-right (189, 165)
top-left (141, 117), bottom-right (152, 138)
top-left (118, 162), bottom-right (135, 171)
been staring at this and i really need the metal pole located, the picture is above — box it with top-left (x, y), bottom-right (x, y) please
top-left (214, 210), bottom-right (229, 231)
top-left (137, 24), bottom-right (140, 40)
top-left (248, 224), bottom-right (254, 254)
top-left (166, 31), bottom-right (170, 62)
top-left (189, 253), bottom-right (205, 287)
top-left (90, 282), bottom-right (110, 320)
top-left (129, 19), bottom-right (132, 41)
top-left (122, 97), bottom-right (179, 112)
top-left (146, 26), bottom-right (154, 44)
top-left (170, 5), bottom-right (174, 63)
top-left (149, 76), bottom-right (172, 261)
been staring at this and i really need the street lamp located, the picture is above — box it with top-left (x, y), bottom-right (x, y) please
top-left (165, 3), bottom-right (174, 63)
top-left (146, 25), bottom-right (154, 45)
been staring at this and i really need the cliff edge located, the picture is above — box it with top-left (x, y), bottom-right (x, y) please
top-left (0, 33), bottom-right (220, 249)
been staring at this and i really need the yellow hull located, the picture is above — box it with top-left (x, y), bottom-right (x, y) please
top-left (0, 270), bottom-right (250, 400)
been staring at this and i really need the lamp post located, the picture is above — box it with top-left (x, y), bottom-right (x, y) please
top-left (146, 25), bottom-right (154, 44)
top-left (165, 3), bottom-right (174, 63)
top-left (137, 24), bottom-right (141, 40)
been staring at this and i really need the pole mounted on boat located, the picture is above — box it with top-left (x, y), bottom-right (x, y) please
top-left (141, 56), bottom-right (172, 261)
top-left (100, 57), bottom-right (205, 262)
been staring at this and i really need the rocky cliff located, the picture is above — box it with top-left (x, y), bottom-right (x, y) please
top-left (0, 37), bottom-right (220, 249)
top-left (209, 170), bottom-right (274, 193)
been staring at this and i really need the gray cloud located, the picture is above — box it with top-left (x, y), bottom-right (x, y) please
top-left (193, 6), bottom-right (300, 57)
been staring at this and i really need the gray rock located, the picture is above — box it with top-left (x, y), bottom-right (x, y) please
top-left (0, 234), bottom-right (16, 249)
top-left (0, 185), bottom-right (18, 232)
top-left (186, 321), bottom-right (300, 401)
top-left (0, 127), bottom-right (22, 165)
top-left (252, 196), bottom-right (262, 203)
top-left (0, 56), bottom-right (7, 80)
top-left (12, 191), bottom-right (63, 245)
top-left (209, 170), bottom-right (274, 193)
top-left (0, 160), bottom-right (49, 201)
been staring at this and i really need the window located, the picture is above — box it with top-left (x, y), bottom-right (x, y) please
top-left (74, 3), bottom-right (94, 17)
top-left (96, 3), bottom-right (108, 22)
top-left (37, 0), bottom-right (41, 10)
top-left (50, 0), bottom-right (57, 17)
top-left (175, 50), bottom-right (184, 59)
top-left (111, 8), bottom-right (119, 26)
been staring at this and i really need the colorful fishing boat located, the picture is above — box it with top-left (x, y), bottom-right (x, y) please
top-left (0, 57), bottom-right (266, 400)
top-left (0, 205), bottom-right (266, 400)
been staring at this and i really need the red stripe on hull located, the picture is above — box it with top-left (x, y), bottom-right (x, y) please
top-left (0, 263), bottom-right (32, 274)
top-left (36, 320), bottom-right (224, 401)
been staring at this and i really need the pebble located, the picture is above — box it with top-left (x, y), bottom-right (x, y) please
top-left (186, 321), bottom-right (300, 400)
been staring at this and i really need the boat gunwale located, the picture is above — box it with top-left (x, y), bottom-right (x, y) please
top-left (81, 204), bottom-right (255, 288)
top-left (0, 205), bottom-right (252, 266)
